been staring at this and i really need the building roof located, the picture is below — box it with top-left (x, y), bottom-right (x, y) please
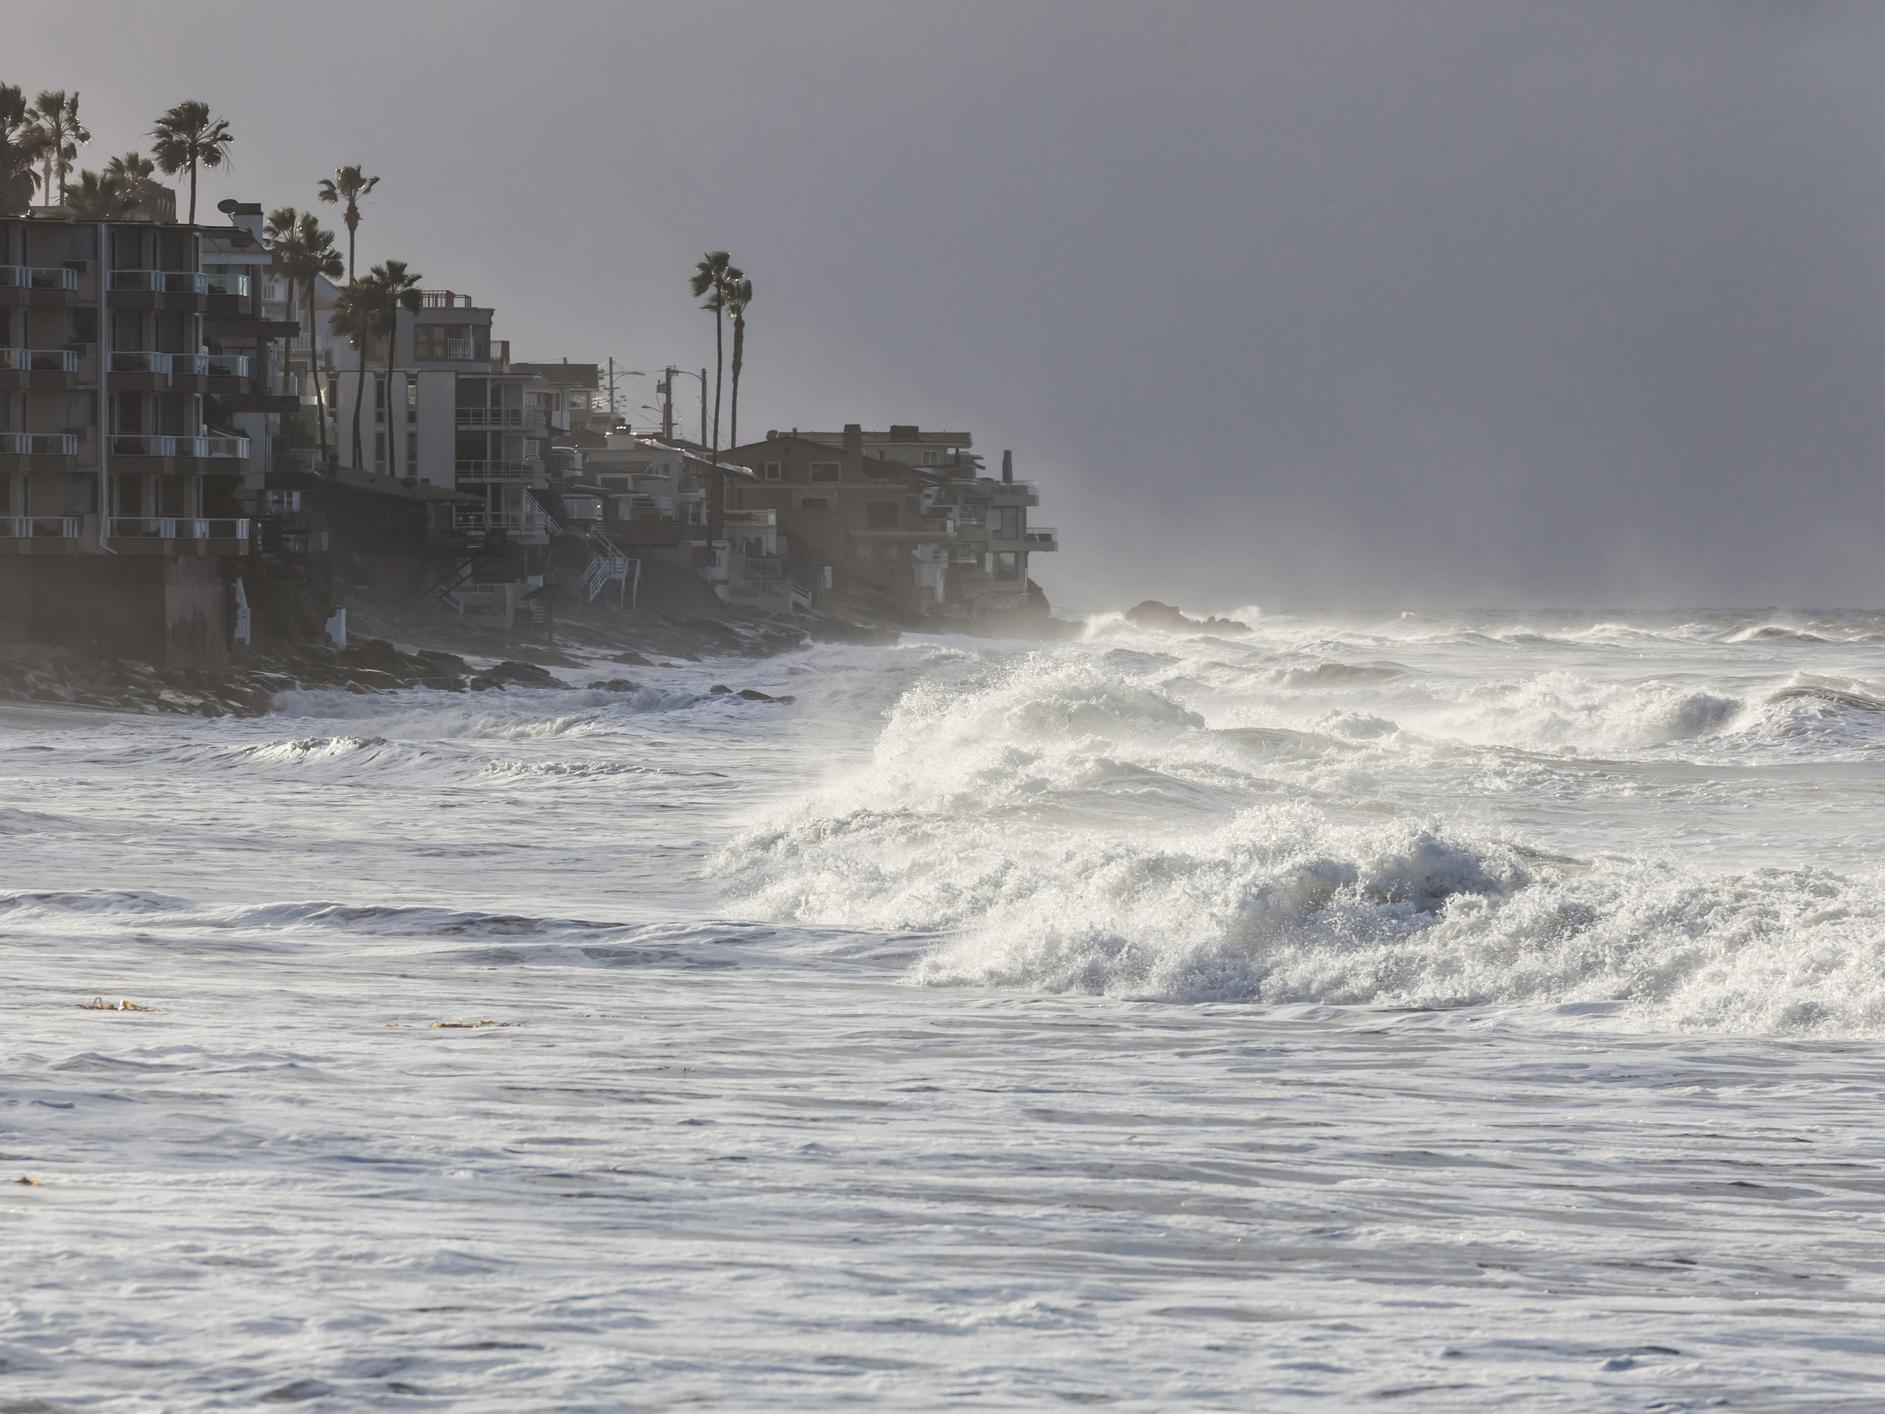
top-left (731, 432), bottom-right (948, 486)
top-left (794, 427), bottom-right (973, 447)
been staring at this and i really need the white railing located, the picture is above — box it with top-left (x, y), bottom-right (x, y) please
top-left (205, 272), bottom-right (251, 297)
top-left (455, 459), bottom-right (536, 480)
top-left (1025, 527), bottom-right (1059, 548)
top-left (0, 432), bottom-right (78, 456)
top-left (0, 265), bottom-right (78, 292)
top-left (443, 338), bottom-right (476, 360)
top-left (108, 517), bottom-right (251, 541)
top-left (0, 515), bottom-right (81, 538)
top-left (110, 434), bottom-right (251, 459)
top-left (455, 406), bottom-right (534, 428)
top-left (0, 348), bottom-right (79, 373)
top-left (109, 269), bottom-right (209, 295)
top-left (165, 353), bottom-right (251, 378)
top-left (110, 350), bottom-right (175, 376)
top-left (207, 353), bottom-right (251, 377)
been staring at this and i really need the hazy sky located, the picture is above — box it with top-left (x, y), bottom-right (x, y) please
top-left (14, 1), bottom-right (1885, 608)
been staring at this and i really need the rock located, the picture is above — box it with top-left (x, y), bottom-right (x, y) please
top-left (1124, 600), bottom-right (1251, 635)
top-left (469, 660), bottom-right (568, 691)
top-left (709, 684), bottom-right (733, 695)
top-left (587, 678), bottom-right (642, 693)
top-left (340, 637), bottom-right (406, 674)
top-left (610, 650), bottom-right (653, 667)
top-left (736, 688), bottom-right (787, 703)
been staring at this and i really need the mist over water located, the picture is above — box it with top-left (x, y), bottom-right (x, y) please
top-left (8, 608), bottom-right (1885, 1404)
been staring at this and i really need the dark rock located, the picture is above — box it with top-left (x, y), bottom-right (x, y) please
top-left (736, 688), bottom-right (785, 702)
top-left (469, 660), bottom-right (568, 691)
top-left (587, 678), bottom-right (642, 693)
top-left (1124, 600), bottom-right (1251, 635)
top-left (709, 684), bottom-right (733, 695)
top-left (610, 650), bottom-right (653, 667)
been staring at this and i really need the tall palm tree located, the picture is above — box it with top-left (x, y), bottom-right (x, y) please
top-left (0, 85), bottom-right (43, 216)
top-left (690, 251), bottom-right (731, 451)
top-left (348, 259), bottom-right (424, 475)
top-left (329, 282), bottom-right (377, 473)
top-left (268, 207), bottom-right (343, 469)
top-left (726, 272), bottom-right (753, 452)
top-left (150, 100), bottom-right (233, 225)
top-left (103, 150), bottom-right (157, 210)
top-left (316, 165), bottom-right (379, 282)
top-left (29, 90), bottom-right (88, 205)
top-left (689, 251), bottom-right (733, 532)
top-left (65, 169), bottom-right (138, 220)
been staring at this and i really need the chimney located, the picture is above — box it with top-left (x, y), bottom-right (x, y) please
top-left (1001, 450), bottom-right (1014, 484)
top-left (843, 422), bottom-right (864, 480)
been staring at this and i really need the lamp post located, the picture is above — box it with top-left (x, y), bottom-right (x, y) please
top-left (604, 359), bottom-right (645, 424)
top-left (657, 366), bottom-right (707, 446)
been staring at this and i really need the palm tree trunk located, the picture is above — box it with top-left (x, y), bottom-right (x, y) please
top-left (307, 278), bottom-right (330, 468)
top-left (383, 328), bottom-right (397, 477)
top-left (729, 314), bottom-right (744, 452)
top-left (187, 155), bottom-right (197, 225)
top-left (711, 315), bottom-right (724, 533)
top-left (352, 349), bottom-right (367, 472)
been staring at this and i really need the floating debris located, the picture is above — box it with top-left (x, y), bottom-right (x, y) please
top-left (428, 1019), bottom-right (523, 1029)
top-left (14, 1175), bottom-right (39, 1186)
top-left (79, 997), bottom-right (162, 1013)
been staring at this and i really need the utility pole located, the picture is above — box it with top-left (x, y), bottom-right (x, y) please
top-left (607, 355), bottom-right (615, 422)
top-left (699, 367), bottom-right (708, 448)
top-left (659, 366), bottom-right (676, 442)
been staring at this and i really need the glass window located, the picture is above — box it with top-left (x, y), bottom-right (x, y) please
top-left (763, 461), bottom-right (782, 481)
top-left (64, 473), bottom-right (98, 515)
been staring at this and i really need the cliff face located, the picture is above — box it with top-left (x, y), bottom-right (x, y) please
top-left (1124, 601), bottom-right (1251, 635)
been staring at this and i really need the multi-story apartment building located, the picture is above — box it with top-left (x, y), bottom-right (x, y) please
top-left (1, 199), bottom-right (281, 663)
top-left (728, 424), bottom-right (1054, 619)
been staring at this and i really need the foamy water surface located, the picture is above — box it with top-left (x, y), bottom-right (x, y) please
top-left (6, 609), bottom-right (1885, 1407)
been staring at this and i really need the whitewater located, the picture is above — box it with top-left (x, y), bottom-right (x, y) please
top-left (6, 608), bottom-right (1885, 1408)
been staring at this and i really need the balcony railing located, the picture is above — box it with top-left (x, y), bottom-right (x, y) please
top-left (455, 459), bottom-right (537, 480)
top-left (453, 508), bottom-right (550, 535)
top-left (443, 338), bottom-right (477, 361)
top-left (205, 272), bottom-right (252, 297)
top-left (421, 290), bottom-right (473, 308)
top-left (109, 434), bottom-right (251, 459)
top-left (110, 270), bottom-right (209, 296)
top-left (0, 432), bottom-right (79, 456)
top-left (0, 265), bottom-right (79, 292)
top-left (455, 406), bottom-right (535, 428)
top-left (0, 348), bottom-right (79, 373)
top-left (110, 350), bottom-right (175, 376)
top-left (165, 353), bottom-right (252, 378)
top-left (0, 515), bottom-right (81, 538)
top-left (108, 517), bottom-right (252, 541)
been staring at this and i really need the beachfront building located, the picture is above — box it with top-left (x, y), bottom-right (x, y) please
top-left (0, 197), bottom-right (281, 663)
top-left (726, 424), bottom-right (1053, 619)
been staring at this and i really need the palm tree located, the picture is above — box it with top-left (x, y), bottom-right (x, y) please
top-left (347, 260), bottom-right (423, 475)
top-left (29, 90), bottom-right (87, 205)
top-left (726, 272), bottom-right (753, 452)
top-left (0, 85), bottom-right (43, 216)
top-left (150, 100), bottom-right (233, 225)
top-left (690, 251), bottom-right (732, 451)
top-left (65, 169), bottom-right (138, 220)
top-left (329, 282), bottom-right (377, 473)
top-left (268, 207), bottom-right (343, 469)
top-left (316, 166), bottom-right (379, 282)
top-left (103, 150), bottom-right (157, 209)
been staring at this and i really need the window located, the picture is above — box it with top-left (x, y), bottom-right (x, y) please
top-left (808, 461), bottom-right (840, 483)
top-left (993, 551), bottom-right (1021, 581)
top-left (65, 226), bottom-right (97, 262)
top-left (763, 460), bottom-right (782, 481)
top-left (70, 309), bottom-right (97, 344)
top-left (865, 500), bottom-right (900, 529)
top-left (797, 496), bottom-right (831, 512)
top-left (997, 506), bottom-right (1022, 538)
top-left (64, 474), bottom-right (97, 516)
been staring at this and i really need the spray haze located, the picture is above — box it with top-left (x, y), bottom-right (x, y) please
top-left (14, 0), bottom-right (1885, 606)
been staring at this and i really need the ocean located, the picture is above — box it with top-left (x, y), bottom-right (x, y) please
top-left (6, 608), bottom-right (1885, 1408)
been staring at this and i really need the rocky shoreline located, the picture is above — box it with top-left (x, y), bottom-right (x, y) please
top-left (0, 608), bottom-right (834, 719)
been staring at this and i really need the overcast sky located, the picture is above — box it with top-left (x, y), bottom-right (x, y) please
top-left (14, 1), bottom-right (1885, 608)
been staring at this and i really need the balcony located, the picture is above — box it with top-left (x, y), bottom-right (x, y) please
top-left (110, 269), bottom-right (208, 295)
top-left (170, 352), bottom-right (253, 390)
top-left (0, 432), bottom-right (80, 460)
top-left (421, 290), bottom-right (474, 309)
top-left (0, 347), bottom-right (82, 388)
top-left (452, 507), bottom-right (550, 537)
top-left (107, 517), bottom-right (252, 553)
top-left (109, 434), bottom-right (252, 462)
top-left (455, 459), bottom-right (538, 482)
top-left (205, 272), bottom-right (252, 298)
top-left (0, 265), bottom-right (81, 308)
top-left (455, 406), bottom-right (540, 429)
top-left (1025, 526), bottom-right (1059, 551)
top-left (109, 350), bottom-right (178, 382)
top-left (0, 515), bottom-right (81, 539)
